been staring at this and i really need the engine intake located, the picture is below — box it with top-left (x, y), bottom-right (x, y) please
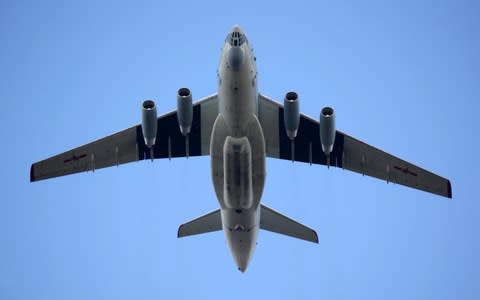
top-left (283, 92), bottom-right (300, 140)
top-left (142, 100), bottom-right (158, 148)
top-left (177, 88), bottom-right (193, 136)
top-left (319, 106), bottom-right (336, 156)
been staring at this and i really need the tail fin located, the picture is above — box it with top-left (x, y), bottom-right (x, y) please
top-left (177, 209), bottom-right (222, 238)
top-left (260, 204), bottom-right (319, 243)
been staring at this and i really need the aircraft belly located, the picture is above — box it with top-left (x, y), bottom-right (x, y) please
top-left (219, 75), bottom-right (256, 137)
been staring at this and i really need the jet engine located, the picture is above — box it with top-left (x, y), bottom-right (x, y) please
top-left (283, 92), bottom-right (300, 140)
top-left (141, 99), bottom-right (158, 148)
top-left (177, 88), bottom-right (193, 136)
top-left (319, 106), bottom-right (336, 156)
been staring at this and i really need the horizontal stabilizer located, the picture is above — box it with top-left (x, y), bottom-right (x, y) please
top-left (177, 209), bottom-right (222, 238)
top-left (260, 204), bottom-right (318, 243)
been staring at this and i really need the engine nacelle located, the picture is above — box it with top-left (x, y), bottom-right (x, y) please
top-left (177, 88), bottom-right (193, 136)
top-left (141, 99), bottom-right (158, 148)
top-left (319, 106), bottom-right (336, 155)
top-left (283, 92), bottom-right (300, 140)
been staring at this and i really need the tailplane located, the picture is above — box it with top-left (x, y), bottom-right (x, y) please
top-left (177, 205), bottom-right (318, 243)
top-left (177, 209), bottom-right (222, 238)
top-left (260, 204), bottom-right (318, 243)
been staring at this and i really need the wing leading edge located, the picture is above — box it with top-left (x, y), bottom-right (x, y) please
top-left (31, 94), bottom-right (218, 182)
top-left (258, 93), bottom-right (452, 199)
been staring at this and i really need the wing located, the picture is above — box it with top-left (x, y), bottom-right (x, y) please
top-left (258, 93), bottom-right (452, 199)
top-left (31, 94), bottom-right (218, 182)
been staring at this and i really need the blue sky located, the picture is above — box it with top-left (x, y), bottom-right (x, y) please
top-left (1, 0), bottom-right (479, 299)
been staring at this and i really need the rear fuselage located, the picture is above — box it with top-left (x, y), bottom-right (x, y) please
top-left (210, 26), bottom-right (265, 272)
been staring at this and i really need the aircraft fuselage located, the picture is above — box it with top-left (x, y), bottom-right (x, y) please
top-left (210, 25), bottom-right (265, 272)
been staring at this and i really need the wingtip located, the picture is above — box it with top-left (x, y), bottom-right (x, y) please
top-left (30, 164), bottom-right (36, 182)
top-left (447, 180), bottom-right (452, 199)
top-left (177, 224), bottom-right (184, 238)
top-left (313, 230), bottom-right (319, 244)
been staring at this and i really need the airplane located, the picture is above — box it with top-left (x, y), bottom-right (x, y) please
top-left (30, 25), bottom-right (452, 272)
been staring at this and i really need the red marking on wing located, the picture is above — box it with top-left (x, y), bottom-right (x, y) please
top-left (64, 154), bottom-right (87, 163)
top-left (394, 166), bottom-right (418, 177)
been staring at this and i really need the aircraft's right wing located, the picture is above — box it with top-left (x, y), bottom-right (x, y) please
top-left (31, 94), bottom-right (218, 182)
top-left (258, 93), bottom-right (452, 199)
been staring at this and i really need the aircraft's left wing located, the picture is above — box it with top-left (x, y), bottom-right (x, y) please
top-left (31, 94), bottom-right (218, 182)
top-left (258, 93), bottom-right (452, 199)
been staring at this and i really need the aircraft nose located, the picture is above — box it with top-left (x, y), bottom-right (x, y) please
top-left (227, 25), bottom-right (247, 48)
top-left (231, 24), bottom-right (244, 34)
